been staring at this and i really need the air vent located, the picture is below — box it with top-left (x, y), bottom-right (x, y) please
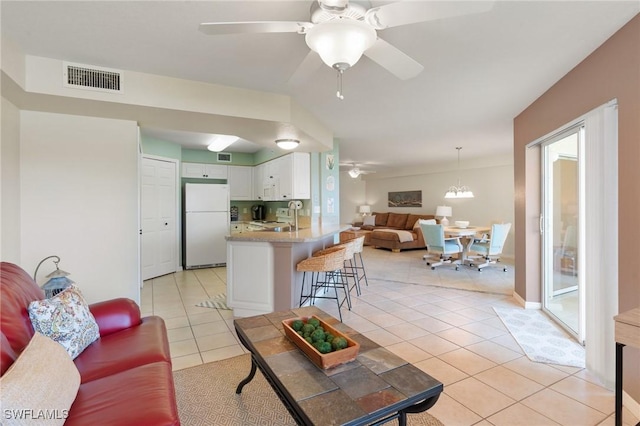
top-left (217, 153), bottom-right (232, 163)
top-left (63, 62), bottom-right (123, 93)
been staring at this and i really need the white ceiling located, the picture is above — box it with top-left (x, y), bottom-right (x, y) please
top-left (2, 1), bottom-right (638, 173)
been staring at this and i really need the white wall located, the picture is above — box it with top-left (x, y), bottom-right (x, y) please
top-left (348, 164), bottom-right (515, 256)
top-left (339, 171), bottom-right (367, 225)
top-left (19, 111), bottom-right (140, 304)
top-left (1, 97), bottom-right (21, 263)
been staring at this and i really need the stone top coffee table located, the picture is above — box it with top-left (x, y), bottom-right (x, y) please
top-left (234, 306), bottom-right (443, 426)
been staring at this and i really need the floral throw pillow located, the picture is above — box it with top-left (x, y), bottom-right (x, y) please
top-left (28, 284), bottom-right (100, 359)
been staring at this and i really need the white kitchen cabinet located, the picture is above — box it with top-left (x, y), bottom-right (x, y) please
top-left (262, 158), bottom-right (279, 201)
top-left (230, 222), bottom-right (251, 234)
top-left (279, 152), bottom-right (310, 200)
top-left (227, 241), bottom-right (274, 317)
top-left (182, 162), bottom-right (228, 179)
top-left (255, 152), bottom-right (310, 201)
top-left (228, 166), bottom-right (252, 200)
top-left (253, 163), bottom-right (265, 200)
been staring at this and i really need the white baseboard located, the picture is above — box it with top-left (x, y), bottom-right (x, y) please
top-left (624, 391), bottom-right (640, 421)
top-left (512, 291), bottom-right (542, 309)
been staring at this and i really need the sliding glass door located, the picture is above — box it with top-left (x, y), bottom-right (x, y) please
top-left (541, 125), bottom-right (585, 343)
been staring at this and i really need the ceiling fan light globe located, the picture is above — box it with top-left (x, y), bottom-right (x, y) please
top-left (305, 19), bottom-right (377, 68)
top-left (348, 168), bottom-right (361, 178)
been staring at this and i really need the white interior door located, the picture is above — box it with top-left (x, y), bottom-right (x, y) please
top-left (141, 157), bottom-right (178, 280)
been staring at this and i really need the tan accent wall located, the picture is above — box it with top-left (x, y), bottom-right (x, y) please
top-left (514, 14), bottom-right (640, 400)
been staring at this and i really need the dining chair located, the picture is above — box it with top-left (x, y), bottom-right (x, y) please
top-left (466, 222), bottom-right (512, 271)
top-left (420, 223), bottom-right (463, 270)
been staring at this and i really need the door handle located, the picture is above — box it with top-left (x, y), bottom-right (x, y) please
top-left (539, 215), bottom-right (544, 235)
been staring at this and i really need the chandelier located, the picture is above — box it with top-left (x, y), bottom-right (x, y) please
top-left (445, 147), bottom-right (474, 199)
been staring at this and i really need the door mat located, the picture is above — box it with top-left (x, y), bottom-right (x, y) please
top-left (494, 307), bottom-right (585, 368)
top-left (196, 293), bottom-right (231, 310)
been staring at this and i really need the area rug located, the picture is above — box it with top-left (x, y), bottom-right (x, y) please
top-left (196, 293), bottom-right (231, 310)
top-left (173, 354), bottom-right (444, 426)
top-left (494, 307), bottom-right (585, 368)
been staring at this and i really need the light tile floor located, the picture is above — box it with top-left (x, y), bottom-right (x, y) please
top-left (141, 247), bottom-right (639, 426)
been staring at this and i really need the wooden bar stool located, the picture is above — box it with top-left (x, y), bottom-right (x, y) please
top-left (346, 236), bottom-right (368, 295)
top-left (297, 246), bottom-right (349, 321)
top-left (321, 237), bottom-right (366, 296)
top-left (313, 239), bottom-right (359, 298)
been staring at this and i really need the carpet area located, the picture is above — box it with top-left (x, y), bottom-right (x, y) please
top-left (494, 307), bottom-right (585, 368)
top-left (173, 354), bottom-right (444, 425)
top-left (196, 293), bottom-right (231, 310)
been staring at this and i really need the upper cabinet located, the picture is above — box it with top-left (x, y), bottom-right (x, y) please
top-left (279, 152), bottom-right (310, 200)
top-left (261, 152), bottom-right (310, 201)
top-left (253, 163), bottom-right (265, 200)
top-left (228, 166), bottom-right (253, 201)
top-left (182, 162), bottom-right (228, 179)
top-left (182, 153), bottom-right (310, 200)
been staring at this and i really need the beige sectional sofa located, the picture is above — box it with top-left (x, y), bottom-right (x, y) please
top-left (355, 212), bottom-right (436, 252)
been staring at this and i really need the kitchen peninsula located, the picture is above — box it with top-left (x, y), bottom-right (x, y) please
top-left (226, 223), bottom-right (350, 317)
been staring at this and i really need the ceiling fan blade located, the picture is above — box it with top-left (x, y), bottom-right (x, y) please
top-left (365, 1), bottom-right (495, 30)
top-left (287, 50), bottom-right (323, 86)
top-left (199, 21), bottom-right (312, 35)
top-left (364, 38), bottom-right (424, 80)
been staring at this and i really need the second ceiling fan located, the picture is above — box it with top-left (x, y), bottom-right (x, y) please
top-left (199, 0), bottom-right (494, 98)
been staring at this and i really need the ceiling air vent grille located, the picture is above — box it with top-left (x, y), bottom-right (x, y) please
top-left (63, 62), bottom-right (123, 93)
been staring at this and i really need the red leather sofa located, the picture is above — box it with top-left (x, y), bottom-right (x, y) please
top-left (0, 262), bottom-right (180, 425)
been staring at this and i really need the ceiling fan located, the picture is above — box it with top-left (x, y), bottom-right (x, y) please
top-left (199, 0), bottom-right (494, 99)
top-left (343, 163), bottom-right (376, 178)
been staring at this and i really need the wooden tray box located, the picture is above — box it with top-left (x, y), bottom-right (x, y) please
top-left (282, 316), bottom-right (360, 369)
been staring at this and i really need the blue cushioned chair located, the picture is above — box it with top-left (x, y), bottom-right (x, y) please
top-left (420, 223), bottom-right (463, 270)
top-left (466, 223), bottom-right (511, 271)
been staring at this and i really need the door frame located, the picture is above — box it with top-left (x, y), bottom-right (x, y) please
top-left (540, 124), bottom-right (585, 343)
top-left (527, 99), bottom-right (618, 388)
top-left (140, 154), bottom-right (182, 279)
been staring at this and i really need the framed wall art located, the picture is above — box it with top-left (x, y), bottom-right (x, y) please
top-left (388, 190), bottom-right (422, 207)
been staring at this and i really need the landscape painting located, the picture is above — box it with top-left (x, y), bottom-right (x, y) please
top-left (388, 190), bottom-right (422, 207)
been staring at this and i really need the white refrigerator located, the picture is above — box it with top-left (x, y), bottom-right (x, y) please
top-left (184, 183), bottom-right (229, 268)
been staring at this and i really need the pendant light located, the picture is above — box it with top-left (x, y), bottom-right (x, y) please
top-left (445, 147), bottom-right (474, 199)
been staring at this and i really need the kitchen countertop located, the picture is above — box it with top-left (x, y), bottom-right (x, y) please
top-left (226, 223), bottom-right (350, 243)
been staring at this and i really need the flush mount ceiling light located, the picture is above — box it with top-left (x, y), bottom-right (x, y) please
top-left (207, 134), bottom-right (239, 152)
top-left (445, 147), bottom-right (474, 199)
top-left (275, 138), bottom-right (300, 150)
